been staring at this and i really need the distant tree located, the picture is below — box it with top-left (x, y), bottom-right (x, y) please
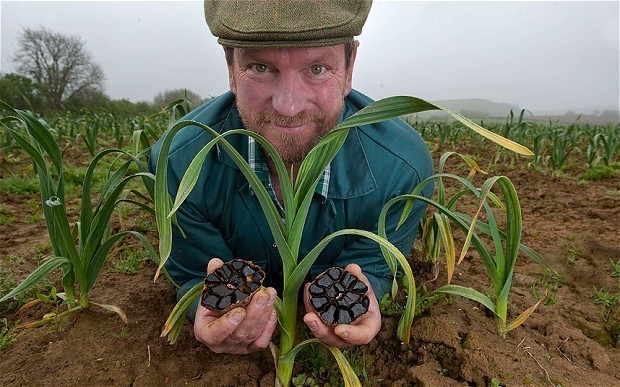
top-left (0, 72), bottom-right (46, 110)
top-left (153, 88), bottom-right (204, 109)
top-left (106, 99), bottom-right (156, 116)
top-left (13, 27), bottom-right (105, 110)
top-left (64, 87), bottom-right (110, 111)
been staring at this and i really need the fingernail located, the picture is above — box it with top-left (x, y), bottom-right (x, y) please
top-left (269, 311), bottom-right (277, 324)
top-left (256, 294), bottom-right (268, 309)
top-left (339, 330), bottom-right (350, 339)
top-left (308, 321), bottom-right (318, 330)
top-left (231, 311), bottom-right (244, 324)
top-left (267, 292), bottom-right (275, 306)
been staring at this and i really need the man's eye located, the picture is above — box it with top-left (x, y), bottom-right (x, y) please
top-left (253, 64), bottom-right (268, 73)
top-left (310, 65), bottom-right (326, 75)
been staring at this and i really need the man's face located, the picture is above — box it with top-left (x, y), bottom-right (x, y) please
top-left (227, 43), bottom-right (357, 165)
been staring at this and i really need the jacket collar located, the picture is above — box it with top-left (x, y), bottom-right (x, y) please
top-left (216, 92), bottom-right (376, 200)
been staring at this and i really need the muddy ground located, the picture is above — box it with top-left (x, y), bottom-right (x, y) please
top-left (0, 145), bottom-right (618, 386)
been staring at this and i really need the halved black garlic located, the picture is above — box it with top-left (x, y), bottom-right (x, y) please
top-left (308, 267), bottom-right (370, 326)
top-left (201, 259), bottom-right (265, 313)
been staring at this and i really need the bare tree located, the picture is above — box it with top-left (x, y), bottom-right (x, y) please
top-left (13, 27), bottom-right (105, 110)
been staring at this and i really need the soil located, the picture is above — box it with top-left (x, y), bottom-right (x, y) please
top-left (0, 145), bottom-right (619, 387)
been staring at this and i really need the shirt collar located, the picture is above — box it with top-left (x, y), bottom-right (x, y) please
top-left (215, 91), bottom-right (376, 200)
top-left (248, 136), bottom-right (331, 201)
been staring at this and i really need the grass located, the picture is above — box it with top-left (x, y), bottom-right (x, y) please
top-left (293, 342), bottom-right (335, 386)
top-left (108, 247), bottom-right (149, 275)
top-left (532, 267), bottom-right (563, 306)
top-left (0, 262), bottom-right (52, 313)
top-left (0, 203), bottom-right (15, 225)
top-left (0, 175), bottom-right (39, 194)
top-left (6, 254), bottom-right (23, 265)
top-left (292, 345), bottom-right (379, 386)
top-left (415, 284), bottom-right (449, 315)
top-left (35, 286), bottom-right (71, 330)
top-left (135, 217), bottom-right (156, 233)
top-left (611, 259), bottom-right (620, 277)
top-left (0, 214), bottom-right (15, 225)
top-left (579, 165), bottom-right (618, 181)
top-left (64, 163), bottom-right (111, 193)
top-left (379, 292), bottom-right (405, 316)
top-left (0, 199), bottom-right (40, 224)
top-left (591, 259), bottom-right (620, 347)
top-left (22, 198), bottom-right (41, 223)
top-left (34, 242), bottom-right (53, 262)
top-left (490, 378), bottom-right (503, 387)
top-left (593, 286), bottom-right (618, 310)
top-left (110, 326), bottom-right (130, 339)
top-left (291, 374), bottom-right (317, 387)
top-left (593, 284), bottom-right (619, 333)
top-left (344, 348), bottom-right (380, 386)
top-left (0, 318), bottom-right (22, 351)
top-left (0, 267), bottom-right (21, 311)
top-left (565, 246), bottom-right (581, 265)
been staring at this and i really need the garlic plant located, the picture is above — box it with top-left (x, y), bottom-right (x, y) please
top-left (154, 96), bottom-right (532, 386)
top-left (0, 101), bottom-right (160, 326)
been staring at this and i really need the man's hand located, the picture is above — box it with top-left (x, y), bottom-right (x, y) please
top-left (303, 264), bottom-right (381, 347)
top-left (194, 258), bottom-right (278, 354)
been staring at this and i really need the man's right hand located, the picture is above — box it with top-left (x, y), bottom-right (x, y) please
top-left (193, 258), bottom-right (278, 354)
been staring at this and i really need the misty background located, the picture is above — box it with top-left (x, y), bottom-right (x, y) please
top-left (1, 0), bottom-right (618, 118)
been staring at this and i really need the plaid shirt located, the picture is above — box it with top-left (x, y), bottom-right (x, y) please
top-left (248, 137), bottom-right (330, 214)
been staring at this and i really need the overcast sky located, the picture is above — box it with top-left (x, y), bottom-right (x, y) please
top-left (1, 1), bottom-right (618, 114)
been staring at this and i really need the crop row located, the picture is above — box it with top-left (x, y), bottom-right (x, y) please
top-left (408, 111), bottom-right (619, 172)
top-left (2, 107), bottom-right (616, 178)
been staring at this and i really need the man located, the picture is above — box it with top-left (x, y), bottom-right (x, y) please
top-left (150, 0), bottom-right (433, 354)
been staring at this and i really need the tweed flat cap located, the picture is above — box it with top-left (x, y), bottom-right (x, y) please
top-left (204, 0), bottom-right (372, 48)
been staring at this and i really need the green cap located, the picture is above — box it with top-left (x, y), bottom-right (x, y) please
top-left (204, 0), bottom-right (372, 48)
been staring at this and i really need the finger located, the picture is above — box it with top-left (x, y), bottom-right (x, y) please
top-left (247, 287), bottom-right (277, 315)
top-left (303, 312), bottom-right (349, 347)
top-left (343, 263), bottom-right (380, 315)
top-left (194, 303), bottom-right (219, 344)
top-left (207, 257), bottom-right (224, 274)
top-left (302, 283), bottom-right (313, 312)
top-left (196, 307), bottom-right (246, 348)
top-left (333, 315), bottom-right (380, 345)
top-left (195, 302), bottom-right (221, 325)
top-left (343, 263), bottom-right (366, 283)
top-left (227, 288), bottom-right (276, 341)
top-left (246, 288), bottom-right (277, 339)
top-left (248, 309), bottom-right (278, 351)
top-left (334, 264), bottom-right (381, 345)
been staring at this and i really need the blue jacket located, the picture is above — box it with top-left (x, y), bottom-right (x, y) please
top-left (150, 89), bottom-right (434, 320)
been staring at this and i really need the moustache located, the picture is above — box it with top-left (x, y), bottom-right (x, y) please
top-left (258, 112), bottom-right (324, 127)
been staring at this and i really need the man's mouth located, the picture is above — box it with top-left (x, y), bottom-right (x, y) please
top-left (270, 122), bottom-right (307, 130)
top-left (259, 111), bottom-right (317, 133)
top-left (265, 119), bottom-right (313, 134)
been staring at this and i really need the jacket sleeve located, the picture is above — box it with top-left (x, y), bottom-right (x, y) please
top-left (165, 200), bottom-right (234, 321)
top-left (149, 133), bottom-right (234, 322)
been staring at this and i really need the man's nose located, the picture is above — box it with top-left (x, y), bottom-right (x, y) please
top-left (272, 73), bottom-right (307, 117)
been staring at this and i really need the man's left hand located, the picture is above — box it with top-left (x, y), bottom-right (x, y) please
top-left (302, 263), bottom-right (382, 347)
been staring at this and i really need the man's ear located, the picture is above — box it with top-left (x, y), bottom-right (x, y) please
top-left (344, 40), bottom-right (360, 96)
